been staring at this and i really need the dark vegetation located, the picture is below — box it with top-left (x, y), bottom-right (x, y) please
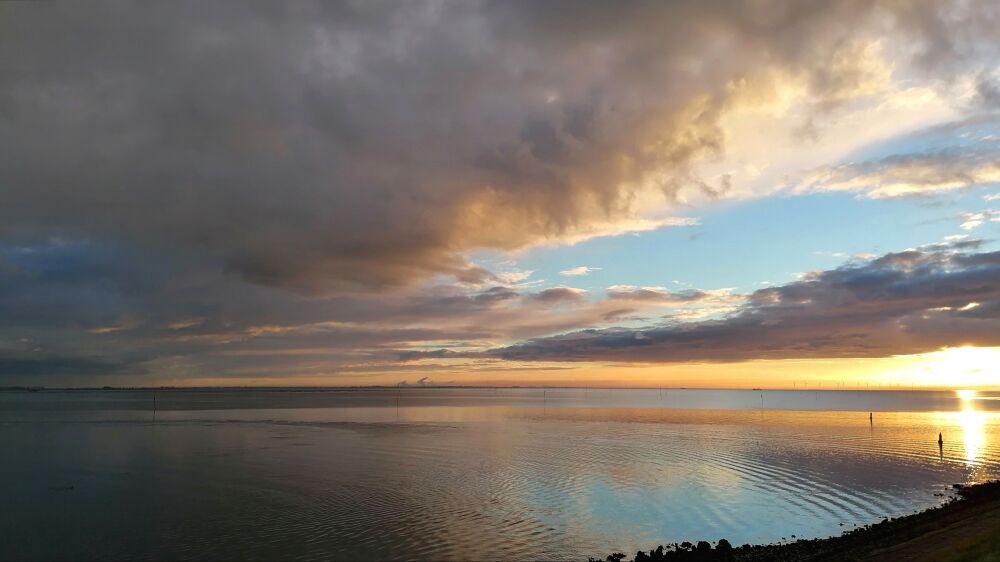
top-left (591, 480), bottom-right (1000, 562)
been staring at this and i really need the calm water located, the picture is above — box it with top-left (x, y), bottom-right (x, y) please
top-left (1, 388), bottom-right (999, 561)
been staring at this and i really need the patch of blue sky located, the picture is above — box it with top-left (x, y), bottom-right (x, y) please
top-left (476, 117), bottom-right (1000, 299)
top-left (493, 187), bottom-right (999, 299)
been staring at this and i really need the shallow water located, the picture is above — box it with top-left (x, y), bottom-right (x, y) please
top-left (1, 388), bottom-right (998, 561)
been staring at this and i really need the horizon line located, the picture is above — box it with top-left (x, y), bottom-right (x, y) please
top-left (1, 384), bottom-right (990, 392)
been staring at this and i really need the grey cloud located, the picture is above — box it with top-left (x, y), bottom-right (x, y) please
top-left (607, 286), bottom-right (711, 303)
top-left (975, 73), bottom-right (1000, 109)
top-left (0, 237), bottom-right (631, 382)
top-left (602, 308), bottom-right (641, 322)
top-left (428, 247), bottom-right (1000, 363)
top-left (796, 146), bottom-right (1000, 199)
top-left (918, 238), bottom-right (986, 252)
top-left (473, 286), bottom-right (521, 305)
top-left (3, 1), bottom-right (996, 293)
top-left (398, 349), bottom-right (458, 362)
top-left (529, 287), bottom-right (587, 304)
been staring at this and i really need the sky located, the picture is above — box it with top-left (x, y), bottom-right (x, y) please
top-left (2, 0), bottom-right (1000, 388)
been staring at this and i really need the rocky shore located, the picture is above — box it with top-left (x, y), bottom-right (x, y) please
top-left (591, 480), bottom-right (1000, 562)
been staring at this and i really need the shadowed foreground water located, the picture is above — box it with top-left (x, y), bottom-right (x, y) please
top-left (1, 388), bottom-right (998, 561)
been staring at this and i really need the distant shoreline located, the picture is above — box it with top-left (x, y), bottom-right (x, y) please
top-left (594, 480), bottom-right (1000, 562)
top-left (0, 385), bottom-right (989, 392)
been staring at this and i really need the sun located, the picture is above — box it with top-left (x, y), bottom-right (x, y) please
top-left (956, 389), bottom-right (977, 401)
top-left (882, 346), bottom-right (1000, 389)
top-left (940, 346), bottom-right (998, 368)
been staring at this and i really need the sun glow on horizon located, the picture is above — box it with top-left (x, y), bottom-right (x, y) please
top-left (171, 347), bottom-right (1000, 389)
top-left (879, 346), bottom-right (1000, 390)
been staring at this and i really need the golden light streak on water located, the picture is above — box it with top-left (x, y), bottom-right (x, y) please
top-left (956, 389), bottom-right (986, 466)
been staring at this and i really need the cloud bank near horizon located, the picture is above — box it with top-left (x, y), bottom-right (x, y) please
top-left (406, 243), bottom-right (1000, 364)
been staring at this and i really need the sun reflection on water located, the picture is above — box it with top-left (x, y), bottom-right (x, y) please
top-left (956, 389), bottom-right (986, 466)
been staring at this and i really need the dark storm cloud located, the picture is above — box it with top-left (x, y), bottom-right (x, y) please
top-left (414, 246), bottom-right (1000, 363)
top-left (3, 0), bottom-right (996, 292)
